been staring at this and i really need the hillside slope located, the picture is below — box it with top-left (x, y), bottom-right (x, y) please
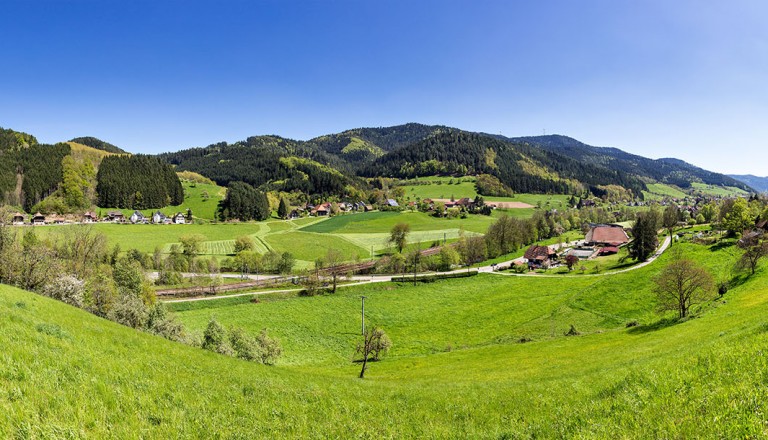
top-left (362, 130), bottom-right (645, 194)
top-left (3, 241), bottom-right (768, 437)
top-left (507, 134), bottom-right (752, 191)
top-left (730, 174), bottom-right (768, 192)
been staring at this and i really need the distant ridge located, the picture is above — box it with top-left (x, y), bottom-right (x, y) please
top-left (729, 174), bottom-right (768, 193)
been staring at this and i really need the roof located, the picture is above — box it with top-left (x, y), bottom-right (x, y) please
top-left (386, 199), bottom-right (399, 207)
top-left (524, 245), bottom-right (556, 261)
top-left (599, 246), bottom-right (619, 255)
top-left (585, 225), bottom-right (629, 245)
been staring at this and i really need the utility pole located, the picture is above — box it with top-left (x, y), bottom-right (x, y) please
top-left (360, 296), bottom-right (367, 336)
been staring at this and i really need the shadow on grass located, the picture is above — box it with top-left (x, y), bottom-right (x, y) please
top-left (709, 240), bottom-right (735, 252)
top-left (627, 317), bottom-right (684, 334)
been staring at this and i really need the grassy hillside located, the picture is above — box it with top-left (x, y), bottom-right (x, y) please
top-left (3, 240), bottom-right (768, 436)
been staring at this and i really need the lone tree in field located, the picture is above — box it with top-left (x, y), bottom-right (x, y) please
top-left (737, 230), bottom-right (768, 275)
top-left (629, 210), bottom-right (660, 262)
top-left (323, 248), bottom-right (345, 293)
top-left (662, 205), bottom-right (679, 246)
top-left (653, 254), bottom-right (714, 318)
top-left (388, 223), bottom-right (410, 253)
top-left (356, 326), bottom-right (392, 379)
top-left (277, 197), bottom-right (289, 220)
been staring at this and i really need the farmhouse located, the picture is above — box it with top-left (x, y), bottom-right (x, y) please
top-left (31, 212), bottom-right (46, 225)
top-left (82, 211), bottom-right (98, 223)
top-left (173, 212), bottom-right (186, 224)
top-left (12, 212), bottom-right (25, 225)
top-left (105, 211), bottom-right (124, 223)
top-left (311, 203), bottom-right (331, 216)
top-left (524, 245), bottom-right (557, 269)
top-left (584, 224), bottom-right (629, 247)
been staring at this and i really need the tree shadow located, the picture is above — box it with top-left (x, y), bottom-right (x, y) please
top-left (709, 241), bottom-right (735, 252)
top-left (626, 317), bottom-right (683, 334)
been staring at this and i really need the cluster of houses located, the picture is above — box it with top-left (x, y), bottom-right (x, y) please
top-left (293, 201), bottom-right (376, 218)
top-left (522, 224), bottom-right (630, 270)
top-left (10, 210), bottom-right (188, 226)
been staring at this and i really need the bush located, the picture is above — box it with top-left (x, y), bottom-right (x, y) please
top-left (42, 275), bottom-right (85, 308)
top-left (109, 293), bottom-right (149, 329)
top-left (255, 329), bottom-right (282, 365)
top-left (564, 324), bottom-right (581, 336)
top-left (146, 303), bottom-right (186, 342)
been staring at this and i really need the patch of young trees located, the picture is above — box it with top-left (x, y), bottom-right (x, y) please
top-left (202, 318), bottom-right (282, 365)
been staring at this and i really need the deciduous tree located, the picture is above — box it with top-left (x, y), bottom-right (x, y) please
top-left (653, 254), bottom-right (714, 318)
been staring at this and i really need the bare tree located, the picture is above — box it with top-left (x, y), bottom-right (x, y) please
top-left (355, 326), bottom-right (392, 379)
top-left (737, 230), bottom-right (768, 275)
top-left (324, 248), bottom-right (344, 293)
top-left (653, 255), bottom-right (714, 318)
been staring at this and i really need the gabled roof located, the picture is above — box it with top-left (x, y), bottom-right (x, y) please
top-left (585, 225), bottom-right (629, 245)
top-left (524, 245), bottom-right (556, 261)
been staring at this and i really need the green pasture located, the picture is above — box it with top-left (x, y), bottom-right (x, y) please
top-left (97, 181), bottom-right (225, 221)
top-left (690, 182), bottom-right (749, 197)
top-left (301, 211), bottom-right (495, 234)
top-left (642, 183), bottom-right (688, 200)
top-left (3, 237), bottom-right (768, 436)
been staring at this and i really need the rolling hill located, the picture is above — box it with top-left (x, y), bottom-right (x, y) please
top-left (69, 136), bottom-right (128, 154)
top-left (504, 134), bottom-right (752, 192)
top-left (730, 174), bottom-right (768, 193)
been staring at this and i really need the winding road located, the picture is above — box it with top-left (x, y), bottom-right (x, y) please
top-left (161, 236), bottom-right (672, 303)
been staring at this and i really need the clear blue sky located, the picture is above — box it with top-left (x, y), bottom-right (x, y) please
top-left (1, 0), bottom-right (766, 175)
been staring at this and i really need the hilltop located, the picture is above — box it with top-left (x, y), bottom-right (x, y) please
top-left (69, 136), bottom-right (128, 154)
top-left (157, 123), bottom-right (751, 200)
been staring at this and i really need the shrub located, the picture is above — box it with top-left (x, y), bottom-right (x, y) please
top-left (109, 293), bottom-right (149, 329)
top-left (255, 329), bottom-right (282, 365)
top-left (564, 325), bottom-right (581, 336)
top-left (42, 275), bottom-right (85, 308)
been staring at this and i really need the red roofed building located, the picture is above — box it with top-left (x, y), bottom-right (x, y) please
top-left (524, 245), bottom-right (558, 269)
top-left (585, 224), bottom-right (629, 247)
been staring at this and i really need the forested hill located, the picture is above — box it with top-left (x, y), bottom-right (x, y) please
top-left (69, 136), bottom-right (127, 154)
top-left (157, 135), bottom-right (366, 198)
top-left (0, 127), bottom-right (38, 151)
top-left (728, 174), bottom-right (768, 193)
top-left (504, 134), bottom-right (751, 191)
top-left (307, 123), bottom-right (450, 166)
top-left (361, 130), bottom-right (645, 195)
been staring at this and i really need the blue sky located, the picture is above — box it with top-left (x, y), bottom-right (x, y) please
top-left (1, 0), bottom-right (766, 175)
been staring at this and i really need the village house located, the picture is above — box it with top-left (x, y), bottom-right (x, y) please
top-left (173, 212), bottom-right (186, 224)
top-left (105, 211), bottom-right (125, 223)
top-left (524, 244), bottom-right (558, 269)
top-left (584, 224), bottom-right (629, 247)
top-left (130, 210), bottom-right (145, 224)
top-left (12, 212), bottom-right (25, 225)
top-left (152, 211), bottom-right (168, 224)
top-left (31, 212), bottom-right (46, 226)
top-left (82, 211), bottom-right (98, 223)
top-left (311, 202), bottom-right (332, 216)
top-left (386, 199), bottom-right (399, 207)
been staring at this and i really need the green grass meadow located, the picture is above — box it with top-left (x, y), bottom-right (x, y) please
top-left (3, 239), bottom-right (768, 436)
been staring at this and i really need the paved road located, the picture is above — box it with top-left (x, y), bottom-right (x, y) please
top-left (162, 237), bottom-right (671, 303)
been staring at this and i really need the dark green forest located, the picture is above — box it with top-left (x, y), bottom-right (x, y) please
top-left (506, 135), bottom-right (750, 191)
top-left (157, 135), bottom-right (363, 197)
top-left (218, 181), bottom-right (270, 221)
top-left (361, 131), bottom-right (646, 195)
top-left (0, 142), bottom-right (71, 211)
top-left (69, 136), bottom-right (127, 154)
top-left (96, 155), bottom-right (183, 209)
